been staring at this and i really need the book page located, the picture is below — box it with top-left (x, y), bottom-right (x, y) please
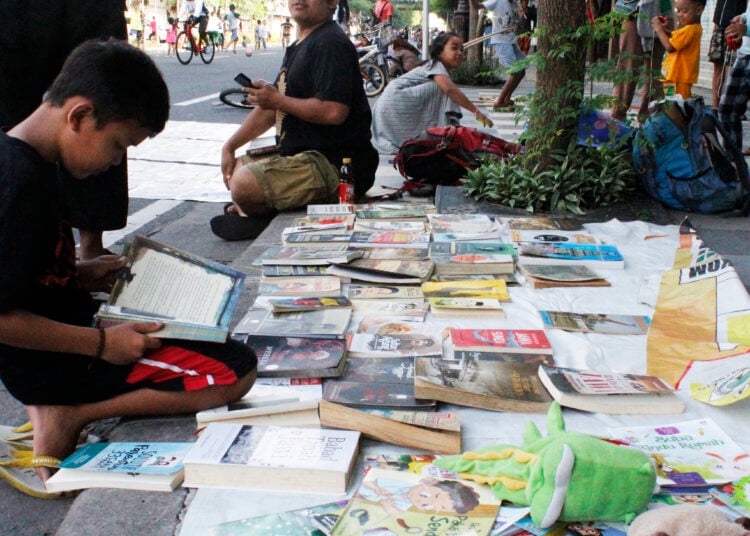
top-left (115, 248), bottom-right (234, 325)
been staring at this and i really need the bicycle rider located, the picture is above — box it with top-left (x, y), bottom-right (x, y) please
top-left (179, 0), bottom-right (209, 45)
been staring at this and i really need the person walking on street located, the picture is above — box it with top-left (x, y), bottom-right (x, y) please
top-left (372, 0), bottom-right (393, 24)
top-left (213, 0), bottom-right (378, 241)
top-left (709, 0), bottom-right (747, 110)
top-left (281, 16), bottom-right (293, 48)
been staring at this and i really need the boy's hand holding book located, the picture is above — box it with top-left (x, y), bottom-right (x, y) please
top-left (98, 322), bottom-right (163, 365)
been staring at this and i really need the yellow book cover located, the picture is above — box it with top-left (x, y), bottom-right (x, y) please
top-left (420, 278), bottom-right (510, 301)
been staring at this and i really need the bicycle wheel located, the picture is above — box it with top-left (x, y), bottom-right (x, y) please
top-left (175, 31), bottom-right (193, 64)
top-left (200, 34), bottom-right (215, 64)
top-left (361, 62), bottom-right (386, 97)
top-left (219, 88), bottom-right (255, 110)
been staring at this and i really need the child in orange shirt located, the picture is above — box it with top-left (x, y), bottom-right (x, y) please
top-left (652, 0), bottom-right (706, 99)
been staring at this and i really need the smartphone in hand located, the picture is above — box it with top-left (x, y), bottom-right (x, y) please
top-left (234, 73), bottom-right (253, 87)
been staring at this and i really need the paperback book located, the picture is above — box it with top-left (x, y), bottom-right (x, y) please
top-left (496, 216), bottom-right (584, 231)
top-left (351, 299), bottom-right (429, 320)
top-left (447, 328), bottom-right (553, 355)
top-left (421, 279), bottom-right (510, 301)
top-left (258, 276), bottom-right (341, 297)
top-left (209, 500), bottom-right (349, 536)
top-left (330, 467), bottom-right (501, 535)
top-left (427, 213), bottom-right (501, 240)
top-left (429, 297), bottom-right (506, 319)
top-left (518, 243), bottom-right (625, 269)
top-left (307, 204), bottom-right (354, 216)
top-left (322, 380), bottom-right (436, 409)
top-left (518, 264), bottom-right (611, 289)
top-left (246, 335), bottom-right (348, 378)
top-left (269, 296), bottom-right (352, 313)
top-left (539, 311), bottom-right (651, 335)
top-left (326, 259), bottom-right (435, 284)
top-left (282, 232), bottom-right (353, 247)
top-left (293, 214), bottom-right (355, 229)
top-left (428, 242), bottom-right (515, 275)
top-left (353, 220), bottom-right (426, 232)
top-left (538, 364), bottom-right (684, 415)
top-left (260, 246), bottom-right (363, 266)
top-left (95, 236), bottom-right (244, 342)
top-left (282, 222), bottom-right (348, 235)
top-left (347, 284), bottom-right (424, 300)
top-left (183, 423), bottom-right (361, 493)
top-left (233, 307), bottom-right (352, 339)
top-left (608, 418), bottom-right (750, 486)
top-left (348, 230), bottom-right (431, 249)
top-left (347, 332), bottom-right (443, 358)
top-left (508, 229), bottom-right (599, 245)
top-left (354, 208), bottom-right (432, 221)
top-left (44, 442), bottom-right (190, 493)
top-left (261, 265), bottom-right (329, 278)
top-left (710, 476), bottom-right (750, 517)
top-left (361, 247), bottom-right (430, 260)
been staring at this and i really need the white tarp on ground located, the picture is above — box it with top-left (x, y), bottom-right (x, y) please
top-left (178, 218), bottom-right (750, 535)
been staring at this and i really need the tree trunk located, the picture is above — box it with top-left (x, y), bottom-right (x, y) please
top-left (466, 3), bottom-right (481, 64)
top-left (525, 0), bottom-right (588, 165)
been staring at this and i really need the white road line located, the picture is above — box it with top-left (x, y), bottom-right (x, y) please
top-left (103, 199), bottom-right (183, 247)
top-left (174, 93), bottom-right (220, 106)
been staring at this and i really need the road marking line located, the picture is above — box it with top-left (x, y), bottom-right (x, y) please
top-left (103, 199), bottom-right (183, 247)
top-left (174, 93), bottom-right (220, 106)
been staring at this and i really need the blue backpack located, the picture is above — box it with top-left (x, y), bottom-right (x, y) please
top-left (633, 97), bottom-right (750, 214)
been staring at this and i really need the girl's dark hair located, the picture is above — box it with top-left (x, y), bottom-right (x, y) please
top-left (46, 38), bottom-right (169, 134)
top-left (337, 0), bottom-right (351, 24)
top-left (429, 31), bottom-right (460, 62)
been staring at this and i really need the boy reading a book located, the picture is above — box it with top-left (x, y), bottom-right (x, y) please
top-left (0, 39), bottom-right (258, 488)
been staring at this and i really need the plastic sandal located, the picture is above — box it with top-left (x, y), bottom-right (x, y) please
top-left (0, 444), bottom-right (63, 499)
top-left (0, 422), bottom-right (33, 450)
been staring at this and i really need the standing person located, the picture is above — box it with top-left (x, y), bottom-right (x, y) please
top-left (470, 0), bottom-right (526, 111)
top-left (371, 32), bottom-right (493, 154)
top-left (372, 0), bottom-right (393, 24)
top-left (255, 19), bottom-right (266, 50)
top-left (149, 16), bottom-right (158, 42)
top-left (129, 1), bottom-right (145, 50)
top-left (0, 39), bottom-right (257, 489)
top-left (281, 16), bottom-right (294, 49)
top-left (166, 12), bottom-right (178, 55)
top-left (719, 6), bottom-right (750, 154)
top-left (212, 0), bottom-right (379, 241)
top-left (610, 0), bottom-right (673, 121)
top-left (709, 0), bottom-right (747, 110)
top-left (651, 0), bottom-right (705, 99)
top-left (226, 4), bottom-right (241, 53)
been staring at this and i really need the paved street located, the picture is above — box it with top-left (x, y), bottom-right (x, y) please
top-left (2, 42), bottom-right (750, 535)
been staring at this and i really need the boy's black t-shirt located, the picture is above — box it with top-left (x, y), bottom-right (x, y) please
top-left (0, 130), bottom-right (94, 331)
top-left (275, 21), bottom-right (375, 169)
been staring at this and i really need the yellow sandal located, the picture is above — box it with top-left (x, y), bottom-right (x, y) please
top-left (0, 444), bottom-right (63, 499)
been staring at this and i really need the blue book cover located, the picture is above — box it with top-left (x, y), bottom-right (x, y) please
top-left (59, 442), bottom-right (191, 475)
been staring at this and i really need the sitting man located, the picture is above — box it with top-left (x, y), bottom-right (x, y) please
top-left (212, 0), bottom-right (379, 241)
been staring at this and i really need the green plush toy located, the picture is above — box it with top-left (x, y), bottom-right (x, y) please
top-left (434, 402), bottom-right (656, 528)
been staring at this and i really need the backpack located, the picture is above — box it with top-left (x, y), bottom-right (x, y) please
top-left (633, 97), bottom-right (750, 214)
top-left (393, 125), bottom-right (521, 187)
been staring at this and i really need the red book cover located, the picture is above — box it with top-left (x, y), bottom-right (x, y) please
top-left (448, 328), bottom-right (553, 354)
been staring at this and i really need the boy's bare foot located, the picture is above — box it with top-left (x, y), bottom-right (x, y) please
top-left (27, 405), bottom-right (87, 483)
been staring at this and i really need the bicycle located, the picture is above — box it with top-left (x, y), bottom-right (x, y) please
top-left (175, 18), bottom-right (215, 65)
top-left (219, 86), bottom-right (254, 109)
top-left (356, 22), bottom-right (399, 97)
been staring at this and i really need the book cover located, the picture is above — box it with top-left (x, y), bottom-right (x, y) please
top-left (293, 214), bottom-right (355, 229)
top-left (351, 299), bottom-right (429, 320)
top-left (261, 265), bottom-right (329, 278)
top-left (347, 284), bottom-right (424, 300)
top-left (354, 220), bottom-right (426, 232)
top-left (327, 259), bottom-right (435, 284)
top-left (233, 307), bottom-right (352, 339)
top-left (347, 333), bottom-right (442, 358)
top-left (608, 418), bottom-right (750, 486)
top-left (518, 264), bottom-right (611, 289)
top-left (710, 476), bottom-right (750, 517)
top-left (509, 229), bottom-right (599, 245)
top-left (518, 243), bottom-right (625, 269)
top-left (330, 467), bottom-right (501, 535)
top-left (183, 424), bottom-right (361, 493)
top-left (538, 365), bottom-right (684, 415)
top-left (428, 297), bottom-right (506, 319)
top-left (495, 216), bottom-right (584, 231)
top-left (427, 213), bottom-right (498, 235)
top-left (282, 222), bottom-right (349, 235)
top-left (319, 401), bottom-right (461, 454)
top-left (414, 355), bottom-right (554, 413)
top-left (260, 246), bottom-right (363, 266)
top-left (95, 236), bottom-right (244, 342)
top-left (539, 311), bottom-right (651, 335)
top-left (431, 273), bottom-right (520, 286)
top-left (283, 232), bottom-right (353, 247)
top-left (270, 296), bottom-right (352, 313)
top-left (354, 208), bottom-right (430, 221)
top-left (361, 247), bottom-right (430, 261)
top-left (246, 335), bottom-right (347, 378)
top-left (429, 242), bottom-right (515, 275)
top-left (258, 276), bottom-right (341, 297)
top-left (349, 231), bottom-right (431, 248)
top-left (45, 442), bottom-right (190, 493)
top-left (448, 328), bottom-right (553, 354)
top-left (421, 279), bottom-right (510, 301)
top-left (307, 204), bottom-right (354, 216)
top-left (209, 500), bottom-right (349, 536)
top-left (322, 380), bottom-right (436, 409)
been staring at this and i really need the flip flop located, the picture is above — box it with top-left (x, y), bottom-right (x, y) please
top-left (0, 422), bottom-right (33, 450)
top-left (0, 443), bottom-right (64, 499)
top-left (210, 213), bottom-right (275, 241)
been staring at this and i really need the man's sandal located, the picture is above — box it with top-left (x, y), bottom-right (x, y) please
top-left (0, 445), bottom-right (63, 499)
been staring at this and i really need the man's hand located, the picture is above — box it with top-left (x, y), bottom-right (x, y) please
top-left (247, 80), bottom-right (281, 111)
top-left (221, 143), bottom-right (237, 189)
top-left (99, 322), bottom-right (164, 365)
top-left (726, 18), bottom-right (747, 42)
top-left (77, 255), bottom-right (127, 292)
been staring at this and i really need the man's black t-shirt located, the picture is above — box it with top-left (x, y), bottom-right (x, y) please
top-left (275, 20), bottom-right (377, 195)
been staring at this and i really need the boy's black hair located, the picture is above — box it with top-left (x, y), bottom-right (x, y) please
top-left (46, 38), bottom-right (169, 135)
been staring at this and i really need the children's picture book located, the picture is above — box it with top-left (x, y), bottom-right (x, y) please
top-left (330, 467), bottom-right (501, 535)
top-left (44, 442), bottom-right (191, 493)
top-left (261, 265), bottom-right (329, 278)
top-left (347, 332), bottom-right (442, 358)
top-left (319, 400), bottom-right (461, 454)
top-left (710, 476), bottom-right (750, 517)
top-left (348, 230), bottom-right (431, 248)
top-left (282, 231), bottom-right (353, 247)
top-left (607, 418), bottom-right (750, 486)
top-left (269, 296), bottom-right (352, 313)
top-left (518, 263), bottom-right (611, 289)
top-left (537, 364), bottom-right (685, 415)
top-left (429, 297), bottom-right (506, 319)
top-left (260, 246), bottom-right (363, 266)
top-left (233, 307), bottom-right (352, 339)
top-left (95, 236), bottom-right (244, 342)
top-left (183, 423), bottom-right (361, 493)
top-left (414, 354), bottom-right (554, 413)
top-left (517, 243), bottom-right (625, 269)
top-left (539, 311), bottom-right (651, 335)
top-left (258, 276), bottom-right (341, 297)
top-left (447, 328), bottom-right (553, 354)
top-left (326, 259), bottom-right (435, 284)
top-left (421, 279), bottom-right (510, 301)
top-left (351, 299), bottom-right (429, 320)
top-left (429, 241), bottom-right (516, 275)
top-left (208, 500), bottom-right (349, 536)
top-left (508, 229), bottom-right (599, 245)
top-left (195, 379), bottom-right (322, 429)
top-left (347, 284), bottom-right (424, 300)
top-left (246, 335), bottom-right (347, 378)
